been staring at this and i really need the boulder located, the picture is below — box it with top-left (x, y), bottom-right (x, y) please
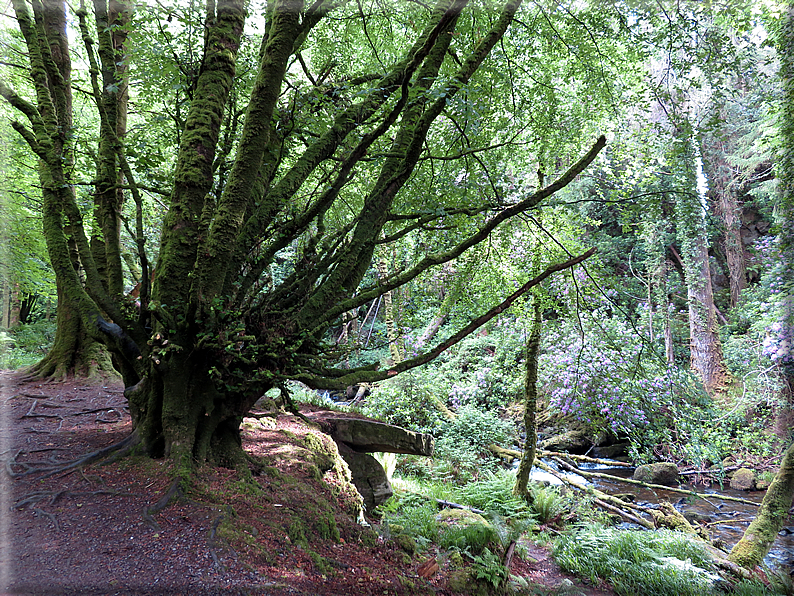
top-left (316, 416), bottom-right (434, 456)
top-left (730, 468), bottom-right (756, 491)
top-left (538, 429), bottom-right (591, 453)
top-left (590, 441), bottom-right (630, 459)
top-left (336, 442), bottom-right (393, 512)
top-left (633, 462), bottom-right (680, 486)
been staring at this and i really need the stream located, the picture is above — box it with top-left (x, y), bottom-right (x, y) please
top-left (529, 459), bottom-right (794, 574)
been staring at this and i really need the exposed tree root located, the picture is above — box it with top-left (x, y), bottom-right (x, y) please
top-left (143, 477), bottom-right (184, 531)
top-left (207, 505), bottom-right (236, 571)
top-left (5, 432), bottom-right (140, 478)
top-left (31, 507), bottom-right (60, 531)
top-left (14, 489), bottom-right (137, 511)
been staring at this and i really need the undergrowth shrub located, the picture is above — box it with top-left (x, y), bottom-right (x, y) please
top-left (0, 320), bottom-right (55, 369)
top-left (454, 470), bottom-right (533, 520)
top-left (434, 406), bottom-right (514, 482)
top-left (530, 484), bottom-right (566, 524)
top-left (378, 493), bottom-right (439, 551)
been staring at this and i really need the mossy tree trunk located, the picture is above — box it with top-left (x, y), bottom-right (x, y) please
top-left (730, 7), bottom-right (794, 569)
top-left (513, 295), bottom-right (542, 499)
top-left (728, 441), bottom-right (794, 569)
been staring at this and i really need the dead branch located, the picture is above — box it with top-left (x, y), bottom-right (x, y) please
top-left (592, 498), bottom-right (653, 528)
top-left (489, 444), bottom-right (633, 468)
top-left (435, 499), bottom-right (485, 515)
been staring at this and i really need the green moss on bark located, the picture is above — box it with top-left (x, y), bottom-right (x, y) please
top-left (728, 442), bottom-right (794, 569)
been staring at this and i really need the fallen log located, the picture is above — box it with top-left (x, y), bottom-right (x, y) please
top-left (535, 460), bottom-right (655, 529)
top-left (489, 444), bottom-right (632, 468)
top-left (551, 457), bottom-right (759, 508)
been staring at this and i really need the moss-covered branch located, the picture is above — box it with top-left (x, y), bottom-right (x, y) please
top-left (154, 0), bottom-right (245, 314)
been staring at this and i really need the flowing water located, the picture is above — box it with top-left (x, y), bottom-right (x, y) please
top-left (530, 459), bottom-right (794, 574)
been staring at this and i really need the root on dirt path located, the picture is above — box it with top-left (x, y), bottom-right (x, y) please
top-left (142, 477), bottom-right (184, 531)
top-left (5, 432), bottom-right (140, 478)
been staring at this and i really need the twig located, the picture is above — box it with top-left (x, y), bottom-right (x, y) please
top-left (707, 519), bottom-right (756, 527)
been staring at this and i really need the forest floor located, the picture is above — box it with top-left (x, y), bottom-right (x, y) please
top-left (0, 370), bottom-right (618, 596)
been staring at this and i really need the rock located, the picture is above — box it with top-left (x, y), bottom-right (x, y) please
top-left (633, 462), bottom-right (680, 486)
top-left (730, 468), bottom-right (756, 491)
top-left (683, 510), bottom-right (712, 525)
top-left (336, 442), bottom-right (392, 512)
top-left (755, 476), bottom-right (772, 491)
top-left (590, 441), bottom-right (630, 459)
top-left (317, 416), bottom-right (434, 455)
top-left (539, 429), bottom-right (591, 453)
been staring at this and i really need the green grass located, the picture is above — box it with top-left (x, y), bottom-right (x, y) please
top-left (551, 525), bottom-right (790, 596)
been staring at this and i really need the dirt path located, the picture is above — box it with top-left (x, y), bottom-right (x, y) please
top-left (0, 371), bottom-right (616, 596)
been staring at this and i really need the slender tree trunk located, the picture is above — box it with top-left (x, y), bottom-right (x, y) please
top-left (415, 261), bottom-right (472, 350)
top-left (514, 296), bottom-right (542, 499)
top-left (378, 258), bottom-right (404, 365)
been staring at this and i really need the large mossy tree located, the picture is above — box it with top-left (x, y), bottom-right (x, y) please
top-left (1, 0), bottom-right (604, 470)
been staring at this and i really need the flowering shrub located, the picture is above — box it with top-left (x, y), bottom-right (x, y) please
top-left (539, 316), bottom-right (705, 453)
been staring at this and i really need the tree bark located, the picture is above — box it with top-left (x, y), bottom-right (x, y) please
top-left (728, 441), bottom-right (794, 569)
top-left (672, 136), bottom-right (726, 395)
top-left (514, 296), bottom-right (542, 499)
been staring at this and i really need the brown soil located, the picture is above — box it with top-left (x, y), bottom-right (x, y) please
top-left (0, 371), bottom-right (617, 596)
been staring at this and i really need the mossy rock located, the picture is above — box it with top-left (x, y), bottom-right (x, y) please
top-left (437, 508), bottom-right (498, 554)
top-left (393, 533), bottom-right (417, 555)
top-left (730, 468), bottom-right (756, 491)
top-left (538, 429), bottom-right (591, 453)
top-left (633, 462), bottom-right (680, 486)
top-left (447, 568), bottom-right (492, 596)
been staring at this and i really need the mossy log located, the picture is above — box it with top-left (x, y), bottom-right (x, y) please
top-left (552, 457), bottom-right (759, 508)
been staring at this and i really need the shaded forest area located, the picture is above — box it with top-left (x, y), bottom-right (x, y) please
top-left (1, 0), bottom-right (793, 594)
